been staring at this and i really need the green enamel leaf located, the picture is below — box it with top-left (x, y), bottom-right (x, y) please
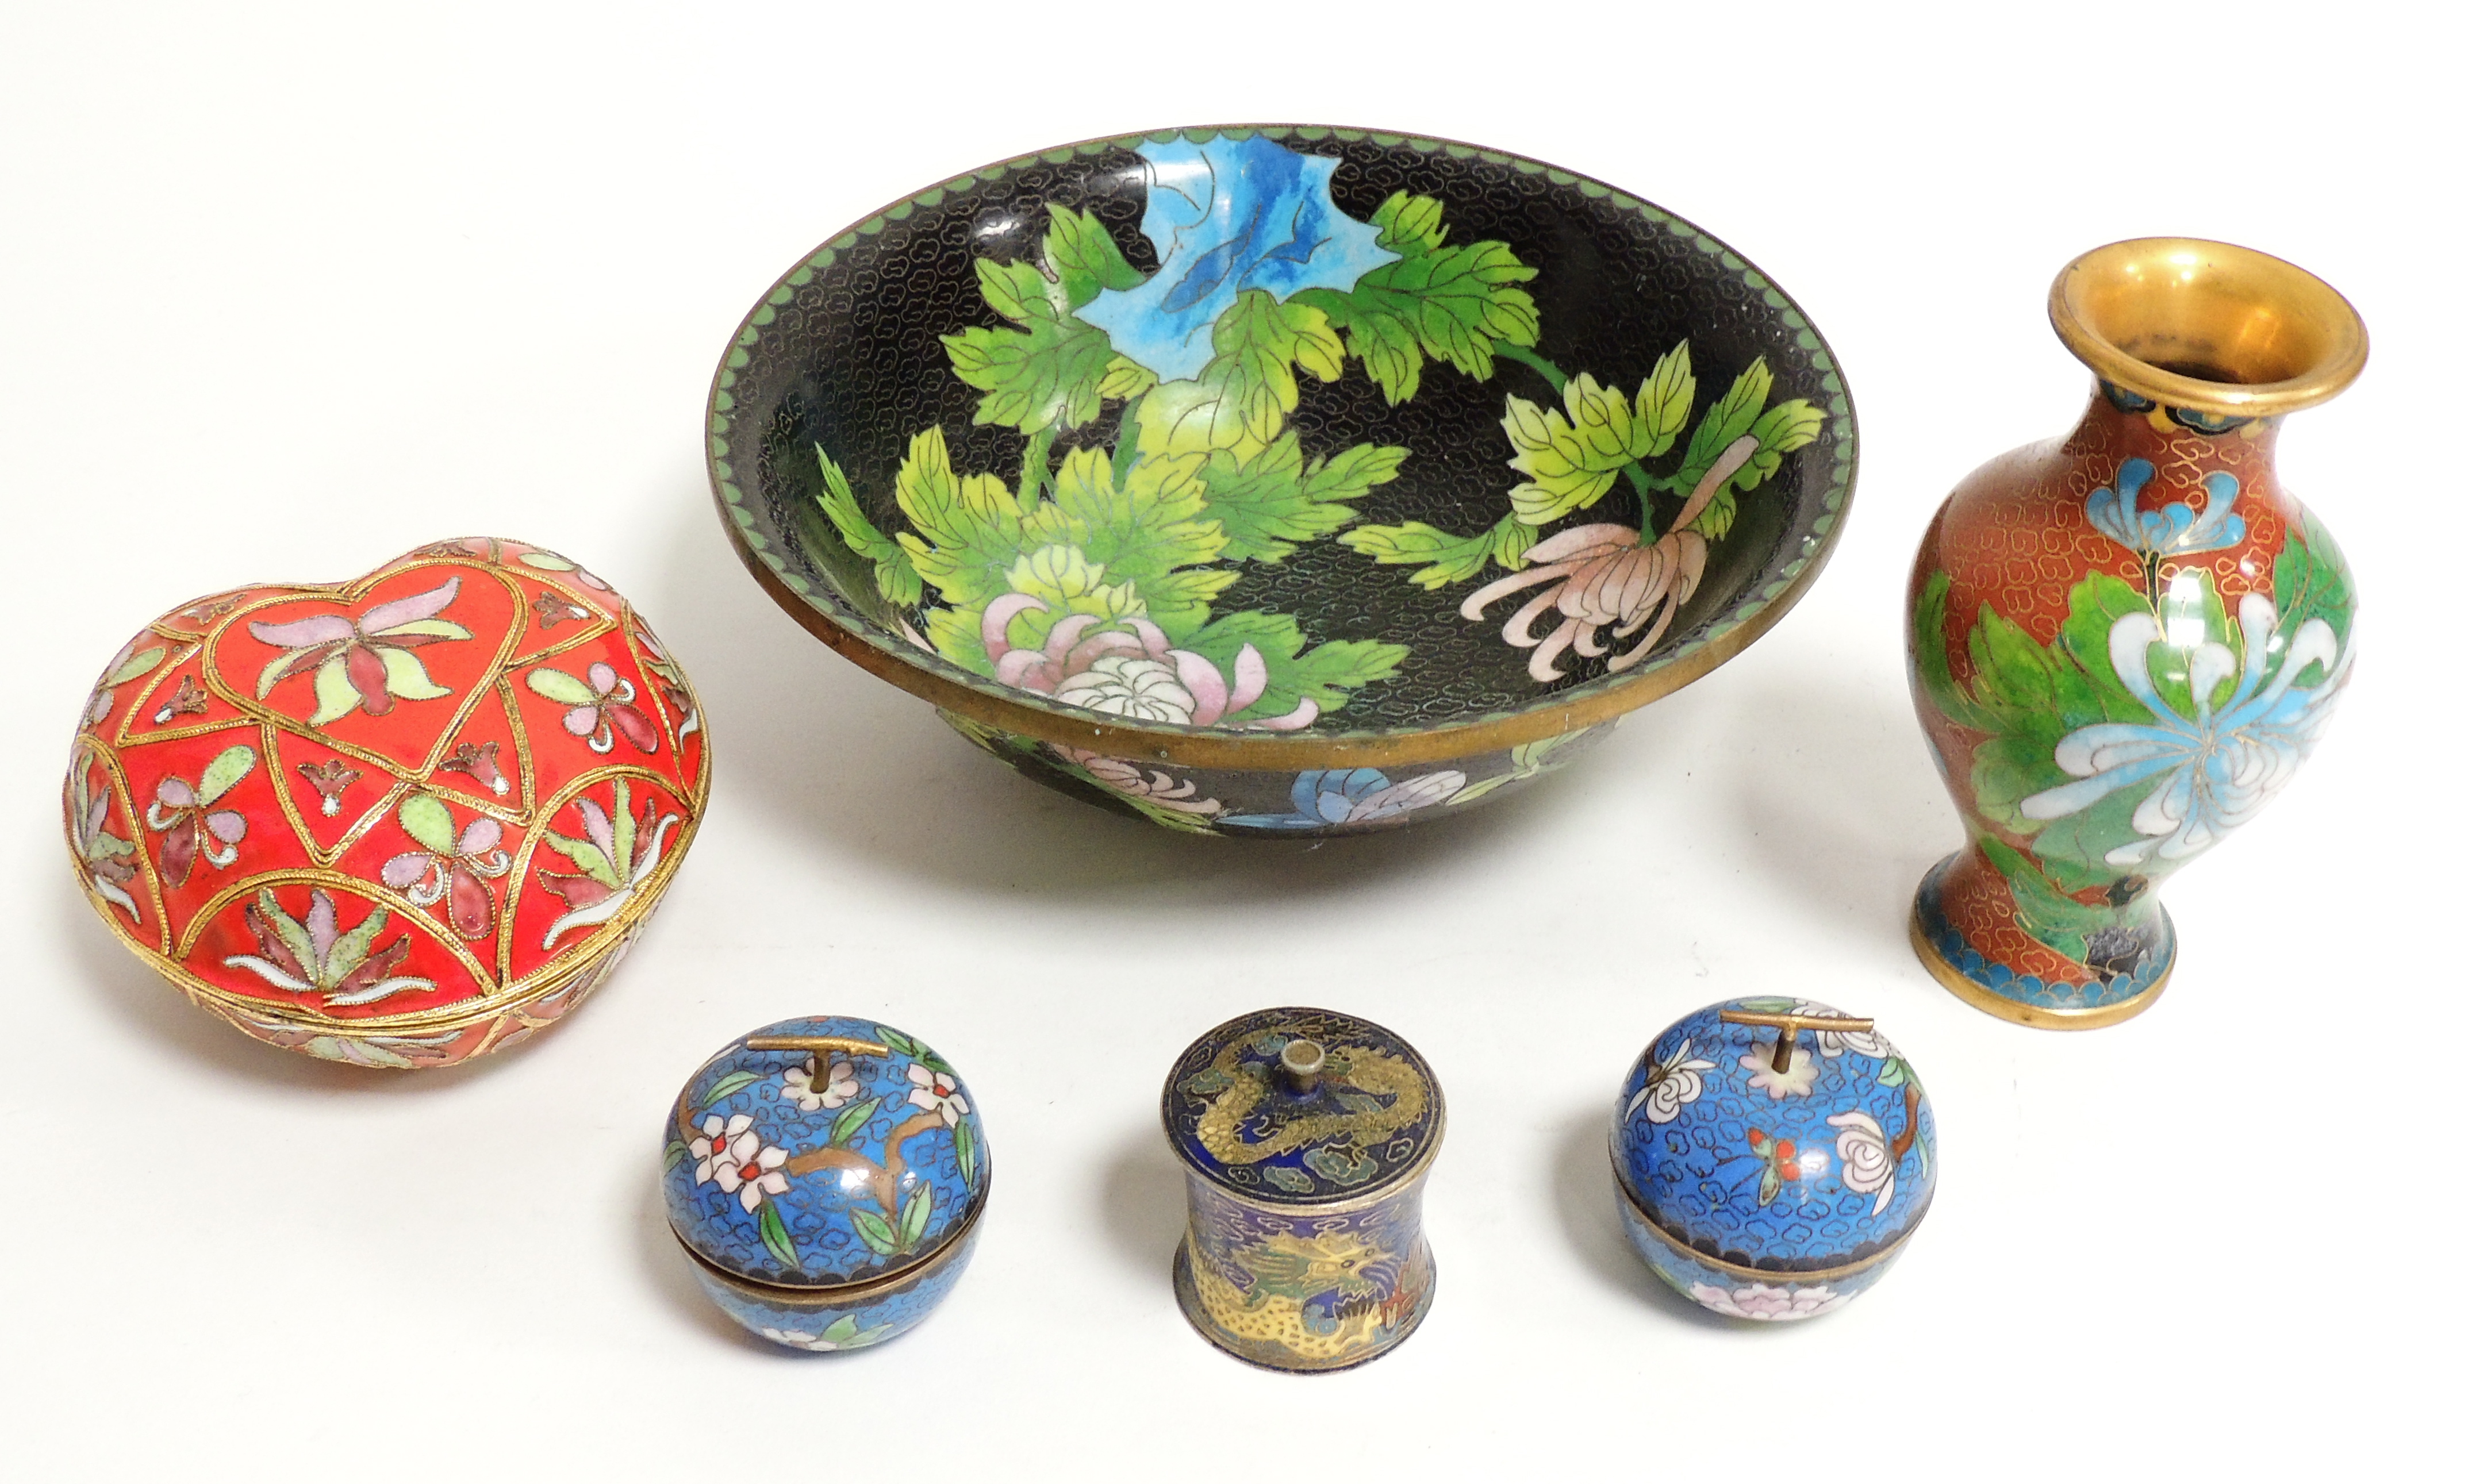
top-left (256, 889), bottom-right (318, 973)
top-left (308, 656), bottom-right (360, 726)
top-left (397, 793), bottom-right (457, 855)
top-left (1021, 448), bottom-right (1230, 631)
top-left (379, 648), bottom-right (452, 703)
top-left (1179, 610), bottom-right (1405, 722)
top-left (1097, 355), bottom-right (1157, 401)
top-left (1758, 1164), bottom-right (1782, 1206)
top-left (517, 551), bottom-right (577, 572)
top-left (873, 1025), bottom-right (919, 1057)
top-left (953, 1116), bottom-right (979, 1191)
top-left (1979, 836), bottom-right (2111, 955)
top-left (2054, 572), bottom-right (2161, 725)
top-left (1876, 1059), bottom-right (1909, 1088)
top-left (524, 667), bottom-right (598, 707)
top-left (756, 1200), bottom-right (800, 1270)
top-left (851, 1208), bottom-right (900, 1255)
top-left (1734, 996), bottom-right (1798, 1013)
top-left (195, 745), bottom-right (257, 805)
top-left (1143, 290), bottom-right (1344, 452)
top-left (2273, 508), bottom-right (2355, 670)
top-left (1203, 437), bottom-right (1406, 564)
top-left (1674, 359), bottom-right (1774, 494)
top-left (663, 1140), bottom-right (689, 1173)
top-left (543, 829), bottom-right (619, 888)
top-left (1636, 341), bottom-right (1696, 456)
top-left (609, 779), bottom-right (635, 876)
top-left (892, 427), bottom-right (1026, 609)
top-left (813, 445), bottom-right (923, 607)
top-left (973, 255), bottom-right (1051, 324)
top-left (379, 618), bottom-right (471, 641)
top-left (1690, 397), bottom-right (1824, 541)
top-left (828, 1095), bottom-right (880, 1148)
top-left (109, 646), bottom-right (167, 686)
top-left (1339, 520), bottom-right (1500, 589)
top-left (1372, 190), bottom-right (1447, 252)
top-left (897, 1184), bottom-right (933, 1248)
top-left (1292, 198), bottom-right (1538, 403)
top-left (820, 1314), bottom-right (862, 1344)
top-left (326, 903), bottom-right (389, 978)
top-left (1043, 204), bottom-right (1143, 308)
top-left (703, 1068), bottom-right (761, 1105)
top-left (943, 314), bottom-right (1116, 434)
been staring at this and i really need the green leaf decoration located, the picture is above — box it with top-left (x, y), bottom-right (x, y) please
top-left (2273, 508), bottom-right (2355, 673)
top-left (820, 1314), bottom-right (863, 1344)
top-left (397, 793), bottom-right (457, 855)
top-left (756, 1201), bottom-right (800, 1270)
top-left (517, 551), bottom-right (577, 572)
top-left (1134, 291), bottom-right (1344, 456)
top-left (378, 648), bottom-right (452, 705)
top-left (1636, 342), bottom-right (1696, 455)
top-left (893, 426), bottom-right (1027, 609)
top-left (703, 1069), bottom-right (761, 1105)
top-left (1757, 1163), bottom-right (1782, 1206)
top-left (1021, 448), bottom-right (1231, 632)
top-left (1979, 836), bottom-right (2113, 957)
top-left (1098, 355), bottom-right (1157, 401)
top-left (945, 316), bottom-right (1116, 435)
top-left (1733, 996), bottom-right (1798, 1013)
top-left (873, 1025), bottom-right (920, 1057)
top-left (953, 1116), bottom-right (979, 1191)
top-left (325, 903), bottom-right (389, 979)
top-left (258, 889), bottom-right (317, 973)
top-left (1177, 610), bottom-right (1406, 722)
top-left (898, 1184), bottom-right (933, 1248)
top-left (1502, 372), bottom-right (1675, 525)
top-left (663, 1139), bottom-right (689, 1172)
top-left (1043, 204), bottom-right (1143, 309)
top-left (1690, 396), bottom-right (1824, 541)
top-left (542, 829), bottom-right (619, 889)
top-left (109, 646), bottom-right (167, 686)
top-left (1876, 1059), bottom-right (1909, 1088)
top-left (828, 1095), bottom-right (881, 1148)
top-left (1339, 513), bottom-right (1531, 590)
top-left (308, 657), bottom-right (360, 727)
top-left (195, 745), bottom-right (257, 805)
top-left (814, 446), bottom-right (923, 606)
top-left (1292, 192), bottom-right (1540, 404)
top-left (1675, 359), bottom-right (1776, 494)
top-left (851, 1208), bottom-right (900, 1256)
top-left (525, 667), bottom-right (598, 708)
top-left (1202, 436), bottom-right (1406, 564)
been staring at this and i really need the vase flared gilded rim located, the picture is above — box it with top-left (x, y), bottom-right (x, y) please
top-left (2048, 237), bottom-right (2367, 421)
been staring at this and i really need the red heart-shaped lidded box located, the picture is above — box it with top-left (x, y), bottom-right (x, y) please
top-left (64, 538), bottom-right (711, 1068)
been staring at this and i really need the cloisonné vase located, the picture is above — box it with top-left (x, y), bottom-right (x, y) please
top-left (1907, 239), bottom-right (2364, 1028)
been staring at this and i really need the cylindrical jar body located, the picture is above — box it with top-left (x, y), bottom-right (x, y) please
top-left (1162, 1006), bottom-right (1444, 1372)
top-left (1173, 1171), bottom-right (1435, 1372)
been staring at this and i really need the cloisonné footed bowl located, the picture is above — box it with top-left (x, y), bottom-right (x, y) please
top-left (709, 125), bottom-right (1855, 836)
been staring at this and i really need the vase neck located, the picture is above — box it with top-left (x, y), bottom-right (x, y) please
top-left (2060, 378), bottom-right (2283, 480)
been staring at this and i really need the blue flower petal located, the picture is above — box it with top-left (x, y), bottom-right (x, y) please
top-left (1077, 137), bottom-right (1399, 383)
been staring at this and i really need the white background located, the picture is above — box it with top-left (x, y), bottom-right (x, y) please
top-left (2, 3), bottom-right (2459, 1478)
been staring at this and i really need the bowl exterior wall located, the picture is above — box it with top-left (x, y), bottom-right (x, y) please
top-left (943, 710), bottom-right (1610, 836)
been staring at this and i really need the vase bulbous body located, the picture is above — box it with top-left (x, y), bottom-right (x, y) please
top-left (1905, 240), bottom-right (2365, 1028)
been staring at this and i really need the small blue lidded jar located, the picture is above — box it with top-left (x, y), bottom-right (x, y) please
top-left (1612, 998), bottom-right (1933, 1321)
top-left (1164, 1006), bottom-right (1444, 1372)
top-left (664, 1016), bottom-right (988, 1351)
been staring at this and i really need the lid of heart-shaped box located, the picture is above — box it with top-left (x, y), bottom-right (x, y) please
top-left (63, 537), bottom-right (711, 1067)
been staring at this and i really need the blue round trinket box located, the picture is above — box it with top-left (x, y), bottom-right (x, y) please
top-left (663, 1016), bottom-right (988, 1351)
top-left (1162, 1006), bottom-right (1444, 1372)
top-left (1611, 998), bottom-right (1933, 1321)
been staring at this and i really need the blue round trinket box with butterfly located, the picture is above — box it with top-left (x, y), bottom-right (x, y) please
top-left (1611, 998), bottom-right (1933, 1321)
top-left (663, 1016), bottom-right (988, 1351)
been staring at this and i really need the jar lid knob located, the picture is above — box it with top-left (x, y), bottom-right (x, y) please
top-left (1277, 1038), bottom-right (1326, 1095)
top-left (744, 1033), bottom-right (893, 1082)
top-left (1719, 1009), bottom-right (1874, 1074)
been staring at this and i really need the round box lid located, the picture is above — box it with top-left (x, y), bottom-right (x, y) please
top-left (1613, 998), bottom-right (1934, 1271)
top-left (1162, 1006), bottom-right (1442, 1205)
top-left (665, 1016), bottom-right (988, 1290)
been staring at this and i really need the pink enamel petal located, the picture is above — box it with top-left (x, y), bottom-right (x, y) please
top-left (1229, 644), bottom-right (1268, 716)
top-left (1041, 613), bottom-right (1100, 662)
top-left (1611, 603), bottom-right (1682, 672)
top-left (1676, 437), bottom-right (1760, 529)
top-left (576, 798), bottom-right (617, 863)
top-left (248, 614), bottom-right (355, 648)
top-left (305, 890), bottom-right (338, 958)
top-left (563, 706), bottom-right (598, 736)
top-left (156, 776), bottom-right (196, 808)
top-left (205, 809), bottom-right (248, 844)
top-left (458, 817), bottom-right (503, 855)
top-left (1503, 586), bottom-right (1563, 647)
top-left (1251, 698), bottom-right (1318, 731)
top-left (1125, 618), bottom-right (1171, 659)
top-left (1523, 522), bottom-right (1638, 564)
top-left (381, 852), bottom-right (435, 890)
top-left (586, 661), bottom-right (617, 695)
top-left (1461, 564), bottom-right (1565, 621)
top-left (1061, 628), bottom-right (1139, 676)
top-left (1528, 622), bottom-right (1579, 682)
top-left (979, 593), bottom-right (1047, 658)
top-left (994, 649), bottom-right (1055, 690)
top-left (1172, 649), bottom-right (1230, 725)
top-left (359, 575), bottom-right (463, 634)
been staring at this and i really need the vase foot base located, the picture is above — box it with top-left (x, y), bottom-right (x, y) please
top-left (1907, 851), bottom-right (2175, 1031)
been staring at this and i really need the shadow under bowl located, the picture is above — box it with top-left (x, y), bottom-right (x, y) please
top-left (710, 124), bottom-right (1856, 837)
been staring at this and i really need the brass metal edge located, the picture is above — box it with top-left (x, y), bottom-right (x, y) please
top-left (1907, 909), bottom-right (2172, 1031)
top-left (1613, 1167), bottom-right (1917, 1285)
top-left (671, 1174), bottom-right (989, 1305)
top-left (2048, 237), bottom-right (2367, 419)
top-left (706, 124), bottom-right (1856, 772)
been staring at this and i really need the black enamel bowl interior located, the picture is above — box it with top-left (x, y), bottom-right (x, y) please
top-left (709, 125), bottom-right (1855, 771)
